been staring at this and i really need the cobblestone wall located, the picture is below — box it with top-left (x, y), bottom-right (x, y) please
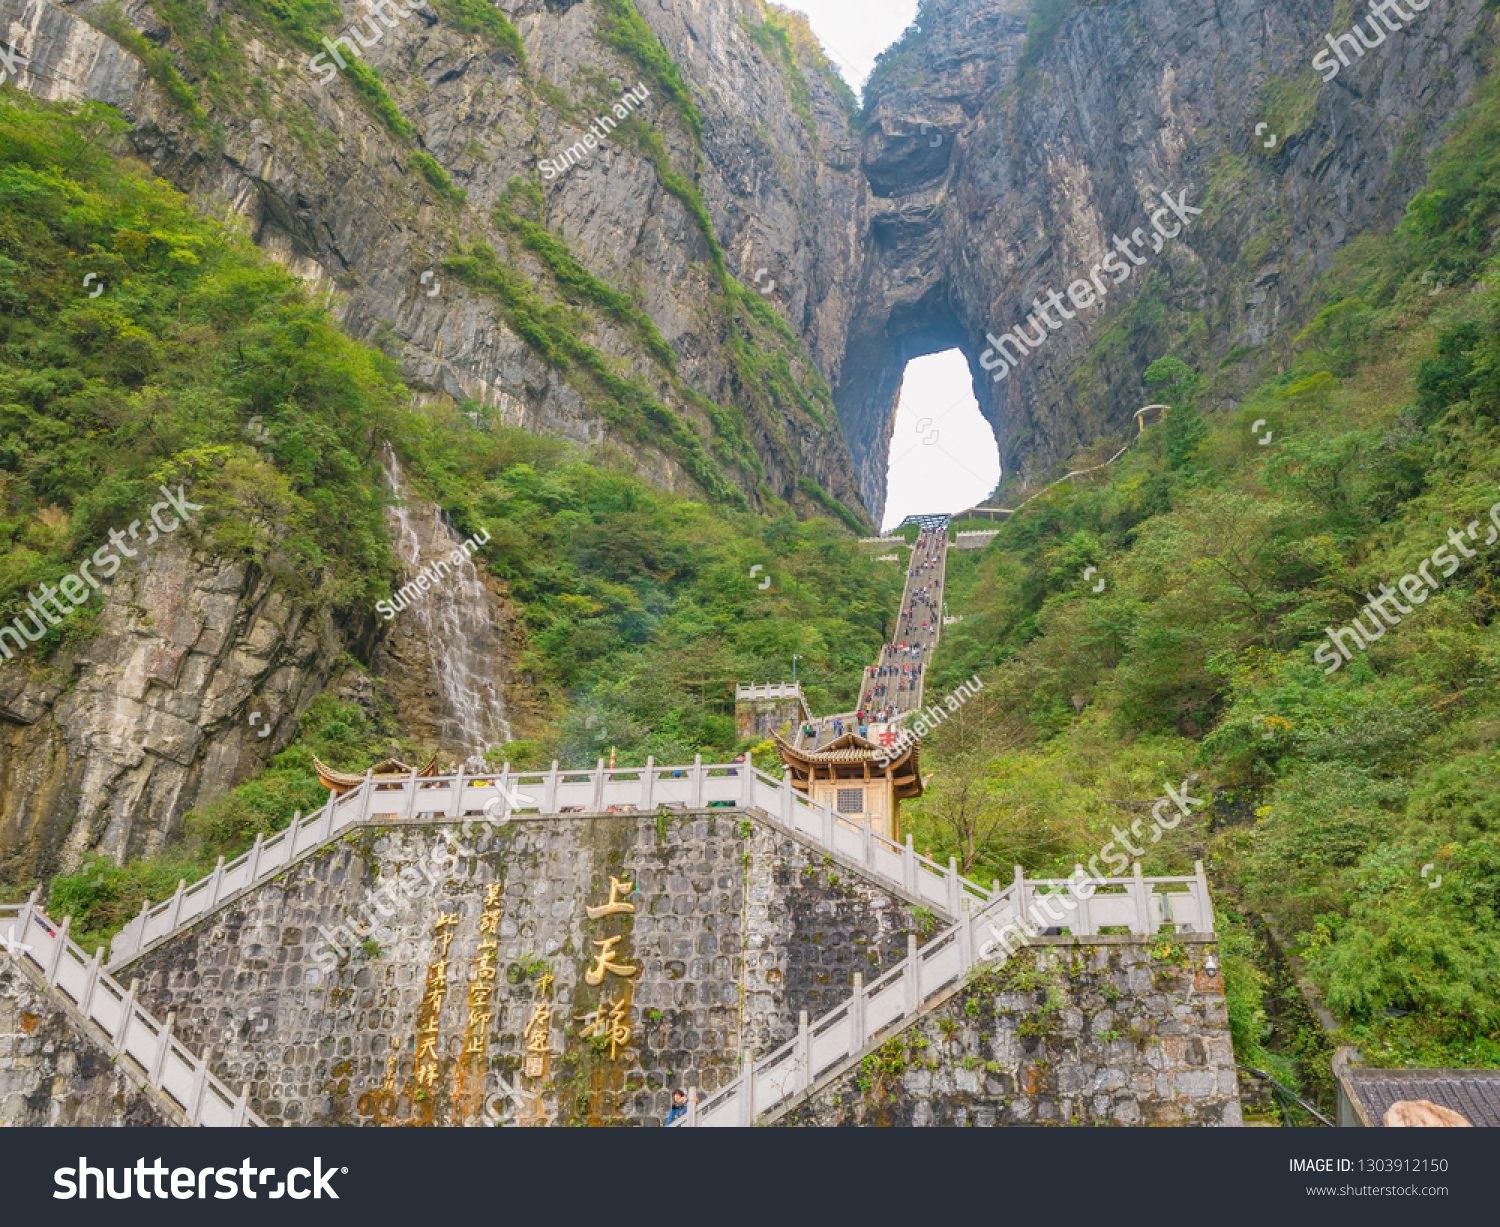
top-left (122, 808), bottom-right (913, 1127)
top-left (0, 962), bottom-right (168, 1126)
top-left (777, 937), bottom-right (1242, 1127)
top-left (734, 697), bottom-right (806, 741)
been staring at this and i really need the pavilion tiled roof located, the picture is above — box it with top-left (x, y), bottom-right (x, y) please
top-left (312, 753), bottom-right (441, 793)
top-left (771, 730), bottom-right (914, 764)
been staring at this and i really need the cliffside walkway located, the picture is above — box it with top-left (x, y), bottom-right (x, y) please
top-left (0, 898), bottom-right (264, 1126)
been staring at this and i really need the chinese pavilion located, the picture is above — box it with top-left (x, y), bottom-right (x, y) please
top-left (770, 730), bottom-right (923, 842)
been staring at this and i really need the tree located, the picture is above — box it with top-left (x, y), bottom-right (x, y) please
top-left (910, 684), bottom-right (1031, 873)
top-left (1145, 356), bottom-right (1206, 471)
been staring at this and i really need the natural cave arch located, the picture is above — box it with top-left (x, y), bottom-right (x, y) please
top-left (834, 291), bottom-right (1003, 525)
top-left (882, 348), bottom-right (1001, 530)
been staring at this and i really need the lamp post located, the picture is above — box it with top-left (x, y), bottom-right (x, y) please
top-left (792, 655), bottom-right (802, 688)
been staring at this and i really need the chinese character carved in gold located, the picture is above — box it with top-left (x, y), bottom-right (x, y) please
top-left (576, 985), bottom-right (633, 1060)
top-left (524, 1003), bottom-right (552, 1053)
top-left (584, 934), bottom-right (637, 985)
top-left (586, 877), bottom-right (636, 919)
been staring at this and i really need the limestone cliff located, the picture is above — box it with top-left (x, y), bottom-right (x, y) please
top-left (0, 526), bottom-right (364, 883)
top-left (0, 0), bottom-right (1494, 884)
top-left (841, 0), bottom-right (1496, 504)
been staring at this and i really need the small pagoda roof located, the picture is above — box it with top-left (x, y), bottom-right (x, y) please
top-left (313, 753), bottom-right (440, 794)
top-left (773, 729), bottom-right (902, 763)
top-left (772, 731), bottom-right (924, 800)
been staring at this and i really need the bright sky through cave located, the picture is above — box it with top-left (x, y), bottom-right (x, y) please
top-left (775, 5), bottom-right (996, 528)
top-left (777, 0), bottom-right (918, 93)
top-left (882, 351), bottom-right (1001, 531)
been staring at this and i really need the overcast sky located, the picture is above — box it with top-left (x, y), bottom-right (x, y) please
top-left (881, 351), bottom-right (1001, 529)
top-left (776, 0), bottom-right (918, 92)
top-left (777, 3), bottom-right (1000, 528)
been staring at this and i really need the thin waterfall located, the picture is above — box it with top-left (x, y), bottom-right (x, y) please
top-left (382, 445), bottom-right (511, 768)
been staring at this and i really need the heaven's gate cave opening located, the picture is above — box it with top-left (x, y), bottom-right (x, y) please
top-left (881, 349), bottom-right (1001, 530)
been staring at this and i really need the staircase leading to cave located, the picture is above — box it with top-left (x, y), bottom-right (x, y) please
top-left (793, 519), bottom-right (951, 752)
top-left (856, 523), bottom-right (948, 721)
top-left (88, 511), bottom-right (1214, 1129)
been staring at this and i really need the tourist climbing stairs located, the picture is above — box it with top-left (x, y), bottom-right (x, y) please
top-left (857, 521), bottom-right (950, 723)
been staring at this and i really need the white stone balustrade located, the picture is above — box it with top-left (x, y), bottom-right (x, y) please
top-left (0, 900), bottom-right (262, 1127)
top-left (678, 862), bottom-right (1215, 1127)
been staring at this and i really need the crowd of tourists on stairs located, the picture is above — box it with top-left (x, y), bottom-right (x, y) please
top-left (857, 526), bottom-right (948, 720)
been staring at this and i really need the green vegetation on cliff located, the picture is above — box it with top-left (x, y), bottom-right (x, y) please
top-left (0, 101), bottom-right (402, 631)
top-left (741, 11), bottom-right (819, 145)
top-left (910, 73), bottom-right (1500, 1076)
top-left (2, 97), bottom-right (899, 937)
top-left (593, 0), bottom-right (703, 144)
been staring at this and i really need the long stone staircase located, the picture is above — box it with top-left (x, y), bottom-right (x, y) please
top-left (857, 523), bottom-right (948, 721)
top-left (791, 522), bottom-right (951, 751)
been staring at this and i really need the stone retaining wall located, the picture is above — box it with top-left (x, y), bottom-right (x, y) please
top-left (121, 808), bottom-right (914, 1126)
top-left (0, 961), bottom-right (169, 1126)
top-left (777, 937), bottom-right (1242, 1127)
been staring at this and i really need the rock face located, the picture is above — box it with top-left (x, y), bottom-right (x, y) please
top-left (839, 0), bottom-right (1495, 506)
top-left (0, 0), bottom-right (1494, 876)
top-left (0, 524), bottom-right (359, 884)
top-left (777, 938), bottom-right (1242, 1127)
